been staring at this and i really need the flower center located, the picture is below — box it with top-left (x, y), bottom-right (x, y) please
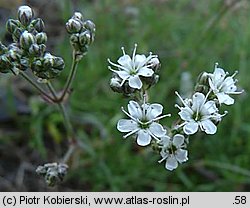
top-left (193, 111), bottom-right (202, 121)
top-left (139, 119), bottom-right (150, 129)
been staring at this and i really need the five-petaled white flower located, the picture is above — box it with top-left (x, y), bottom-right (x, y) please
top-left (117, 100), bottom-right (170, 146)
top-left (208, 63), bottom-right (243, 105)
top-left (108, 44), bottom-right (159, 89)
top-left (158, 134), bottom-right (188, 171)
top-left (175, 91), bottom-right (225, 135)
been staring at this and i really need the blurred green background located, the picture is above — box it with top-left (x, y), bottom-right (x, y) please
top-left (0, 0), bottom-right (250, 191)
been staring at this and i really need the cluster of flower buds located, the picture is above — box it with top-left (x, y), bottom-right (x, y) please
top-left (66, 12), bottom-right (95, 60)
top-left (1, 5), bottom-right (64, 80)
top-left (36, 163), bottom-right (68, 187)
top-left (108, 44), bottom-right (160, 96)
top-left (109, 45), bottom-right (243, 171)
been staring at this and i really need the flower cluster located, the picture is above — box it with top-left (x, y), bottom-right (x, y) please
top-left (1, 5), bottom-right (64, 81)
top-left (175, 63), bottom-right (243, 135)
top-left (109, 45), bottom-right (243, 171)
top-left (36, 163), bottom-right (68, 186)
top-left (66, 12), bottom-right (96, 60)
top-left (109, 44), bottom-right (160, 96)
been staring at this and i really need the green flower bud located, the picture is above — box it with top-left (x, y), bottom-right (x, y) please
top-left (66, 18), bottom-right (82, 33)
top-left (19, 58), bottom-right (29, 70)
top-left (29, 44), bottom-right (40, 56)
top-left (83, 20), bottom-right (96, 33)
top-left (20, 31), bottom-right (35, 49)
top-left (0, 55), bottom-right (11, 73)
top-left (18, 5), bottom-right (34, 26)
top-left (12, 28), bottom-right (23, 42)
top-left (36, 32), bottom-right (47, 44)
top-left (79, 30), bottom-right (91, 46)
top-left (39, 44), bottom-right (46, 55)
top-left (0, 42), bottom-right (7, 54)
top-left (70, 33), bottom-right (79, 43)
top-left (6, 19), bottom-right (20, 34)
top-left (31, 18), bottom-right (45, 32)
top-left (43, 53), bottom-right (54, 68)
top-left (72, 12), bottom-right (84, 22)
top-left (53, 57), bottom-right (65, 70)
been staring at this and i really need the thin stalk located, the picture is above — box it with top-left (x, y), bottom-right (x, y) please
top-left (46, 82), bottom-right (76, 144)
top-left (19, 71), bottom-right (55, 102)
top-left (59, 51), bottom-right (79, 102)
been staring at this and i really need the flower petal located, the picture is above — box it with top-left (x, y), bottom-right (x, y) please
top-left (192, 92), bottom-right (205, 112)
top-left (146, 103), bottom-right (163, 120)
top-left (117, 119), bottom-right (138, 132)
top-left (201, 119), bottom-right (217, 134)
top-left (128, 100), bottom-right (142, 119)
top-left (134, 54), bottom-right (146, 67)
top-left (178, 107), bottom-right (193, 121)
top-left (117, 54), bottom-right (132, 69)
top-left (137, 130), bottom-right (151, 146)
top-left (201, 100), bottom-right (217, 115)
top-left (175, 149), bottom-right (188, 163)
top-left (115, 70), bottom-right (130, 80)
top-left (173, 134), bottom-right (185, 148)
top-left (149, 122), bottom-right (166, 137)
top-left (137, 67), bottom-right (154, 77)
top-left (213, 67), bottom-right (226, 83)
top-left (166, 155), bottom-right (178, 171)
top-left (128, 75), bottom-right (142, 89)
top-left (158, 135), bottom-right (171, 147)
top-left (216, 92), bottom-right (234, 105)
top-left (183, 121), bottom-right (199, 135)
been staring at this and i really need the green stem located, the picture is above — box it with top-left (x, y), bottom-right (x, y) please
top-left (46, 82), bottom-right (76, 144)
top-left (19, 71), bottom-right (55, 102)
top-left (59, 51), bottom-right (79, 102)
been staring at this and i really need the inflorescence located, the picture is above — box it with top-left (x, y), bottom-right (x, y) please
top-left (109, 45), bottom-right (243, 171)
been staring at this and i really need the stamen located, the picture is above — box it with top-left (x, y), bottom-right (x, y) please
top-left (108, 58), bottom-right (130, 72)
top-left (215, 62), bottom-right (219, 69)
top-left (121, 46), bottom-right (126, 55)
top-left (121, 106), bottom-right (137, 121)
top-left (123, 128), bottom-right (139, 138)
top-left (151, 114), bottom-right (171, 122)
top-left (175, 91), bottom-right (188, 107)
top-left (132, 43), bottom-right (137, 63)
top-left (231, 70), bottom-right (238, 78)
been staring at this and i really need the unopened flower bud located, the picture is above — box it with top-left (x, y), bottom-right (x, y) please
top-left (70, 33), bottom-right (79, 44)
top-left (43, 53), bottom-right (54, 67)
top-left (79, 31), bottom-right (91, 46)
top-left (84, 20), bottom-right (96, 33)
top-left (66, 18), bottom-right (82, 33)
top-left (31, 18), bottom-right (45, 32)
top-left (12, 28), bottom-right (23, 42)
top-left (149, 57), bottom-right (160, 72)
top-left (36, 32), bottom-right (47, 44)
top-left (29, 44), bottom-right (40, 55)
top-left (53, 57), bottom-right (65, 69)
top-left (20, 31), bottom-right (35, 49)
top-left (6, 19), bottom-right (20, 34)
top-left (0, 55), bottom-right (11, 73)
top-left (36, 163), bottom-right (68, 187)
top-left (19, 58), bottom-right (29, 70)
top-left (18, 5), bottom-right (34, 26)
top-left (39, 44), bottom-right (46, 54)
top-left (0, 42), bottom-right (7, 54)
top-left (72, 12), bottom-right (84, 22)
top-left (197, 71), bottom-right (209, 85)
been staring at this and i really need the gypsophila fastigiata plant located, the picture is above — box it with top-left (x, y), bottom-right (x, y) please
top-left (108, 45), bottom-right (243, 171)
top-left (0, 5), bottom-right (95, 186)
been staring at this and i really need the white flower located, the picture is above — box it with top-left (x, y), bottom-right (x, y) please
top-left (175, 91), bottom-right (226, 135)
top-left (117, 99), bottom-right (170, 146)
top-left (158, 134), bottom-right (188, 171)
top-left (208, 63), bottom-right (243, 105)
top-left (18, 5), bottom-right (33, 25)
top-left (108, 44), bottom-right (159, 89)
